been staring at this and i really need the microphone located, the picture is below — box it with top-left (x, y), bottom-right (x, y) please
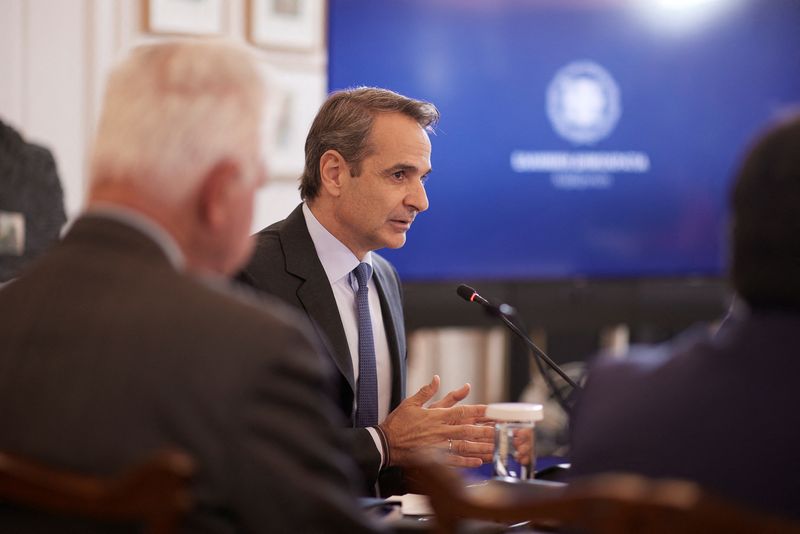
top-left (456, 284), bottom-right (581, 396)
top-left (456, 284), bottom-right (489, 306)
top-left (456, 284), bottom-right (516, 317)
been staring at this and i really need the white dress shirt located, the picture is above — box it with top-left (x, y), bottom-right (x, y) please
top-left (302, 204), bottom-right (393, 462)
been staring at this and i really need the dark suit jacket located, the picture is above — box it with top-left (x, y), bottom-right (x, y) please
top-left (238, 204), bottom-right (407, 492)
top-left (0, 216), bottom-right (380, 533)
top-left (0, 119), bottom-right (66, 282)
top-left (570, 310), bottom-right (800, 520)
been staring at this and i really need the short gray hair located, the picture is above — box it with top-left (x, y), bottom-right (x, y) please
top-left (90, 40), bottom-right (265, 201)
top-left (300, 87), bottom-right (439, 200)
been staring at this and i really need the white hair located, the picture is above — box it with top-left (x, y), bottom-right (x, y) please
top-left (90, 40), bottom-right (265, 201)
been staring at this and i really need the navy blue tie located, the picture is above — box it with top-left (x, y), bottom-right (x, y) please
top-left (353, 262), bottom-right (378, 427)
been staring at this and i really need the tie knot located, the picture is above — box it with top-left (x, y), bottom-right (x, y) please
top-left (353, 262), bottom-right (372, 288)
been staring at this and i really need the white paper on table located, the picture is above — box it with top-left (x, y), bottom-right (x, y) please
top-left (384, 493), bottom-right (433, 516)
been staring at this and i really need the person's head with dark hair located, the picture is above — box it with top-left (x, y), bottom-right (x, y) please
top-left (0, 119), bottom-right (66, 283)
top-left (300, 86), bottom-right (439, 201)
top-left (300, 86), bottom-right (439, 260)
top-left (730, 114), bottom-right (800, 311)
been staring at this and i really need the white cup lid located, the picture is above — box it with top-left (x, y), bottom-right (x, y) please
top-left (486, 402), bottom-right (544, 422)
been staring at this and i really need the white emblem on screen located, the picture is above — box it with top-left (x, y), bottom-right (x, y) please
top-left (546, 61), bottom-right (621, 145)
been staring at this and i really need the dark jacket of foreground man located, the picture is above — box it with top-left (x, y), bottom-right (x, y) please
top-left (0, 216), bottom-right (381, 533)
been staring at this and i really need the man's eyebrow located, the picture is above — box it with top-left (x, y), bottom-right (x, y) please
top-left (381, 163), bottom-right (432, 175)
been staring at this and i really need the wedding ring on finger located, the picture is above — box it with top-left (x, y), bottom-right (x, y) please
top-left (448, 438), bottom-right (453, 454)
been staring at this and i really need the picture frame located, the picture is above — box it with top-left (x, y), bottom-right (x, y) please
top-left (143, 0), bottom-right (225, 36)
top-left (258, 63), bottom-right (327, 180)
top-left (0, 211), bottom-right (25, 256)
top-left (247, 0), bottom-right (326, 51)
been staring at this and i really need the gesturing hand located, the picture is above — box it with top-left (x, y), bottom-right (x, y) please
top-left (379, 375), bottom-right (494, 468)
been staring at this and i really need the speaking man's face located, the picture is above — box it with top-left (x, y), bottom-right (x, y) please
top-left (333, 112), bottom-right (431, 259)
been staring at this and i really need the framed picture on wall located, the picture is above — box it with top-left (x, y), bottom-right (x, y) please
top-left (144, 0), bottom-right (225, 35)
top-left (258, 63), bottom-right (327, 179)
top-left (247, 0), bottom-right (325, 51)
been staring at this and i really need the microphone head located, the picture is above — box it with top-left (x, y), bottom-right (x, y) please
top-left (456, 284), bottom-right (478, 302)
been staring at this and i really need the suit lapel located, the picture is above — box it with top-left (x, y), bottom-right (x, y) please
top-left (373, 259), bottom-right (407, 409)
top-left (279, 206), bottom-right (356, 395)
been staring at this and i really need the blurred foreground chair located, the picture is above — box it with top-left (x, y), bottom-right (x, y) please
top-left (0, 449), bottom-right (193, 534)
top-left (417, 462), bottom-right (800, 534)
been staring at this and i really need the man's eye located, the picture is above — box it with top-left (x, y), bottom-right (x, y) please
top-left (392, 171), bottom-right (405, 180)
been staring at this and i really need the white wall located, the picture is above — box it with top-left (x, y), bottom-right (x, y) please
top-left (0, 0), bottom-right (325, 229)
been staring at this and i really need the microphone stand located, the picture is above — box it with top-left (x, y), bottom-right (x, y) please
top-left (483, 304), bottom-right (580, 415)
top-left (457, 285), bottom-right (581, 414)
top-left (487, 305), bottom-right (580, 390)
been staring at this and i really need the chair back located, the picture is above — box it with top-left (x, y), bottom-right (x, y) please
top-left (417, 462), bottom-right (800, 534)
top-left (0, 449), bottom-right (193, 534)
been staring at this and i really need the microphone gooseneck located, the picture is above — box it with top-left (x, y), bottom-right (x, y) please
top-left (455, 284), bottom-right (582, 398)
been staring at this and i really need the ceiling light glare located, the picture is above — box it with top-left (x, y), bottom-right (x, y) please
top-left (630, 0), bottom-right (745, 37)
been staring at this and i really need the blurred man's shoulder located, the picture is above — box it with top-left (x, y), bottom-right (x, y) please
top-left (185, 273), bottom-right (314, 336)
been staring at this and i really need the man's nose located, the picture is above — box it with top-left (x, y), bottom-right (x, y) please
top-left (406, 178), bottom-right (429, 213)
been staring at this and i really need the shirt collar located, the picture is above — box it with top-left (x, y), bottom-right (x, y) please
top-left (84, 203), bottom-right (186, 271)
top-left (302, 202), bottom-right (372, 285)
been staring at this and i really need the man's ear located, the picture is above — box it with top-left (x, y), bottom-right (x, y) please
top-left (319, 149), bottom-right (348, 198)
top-left (197, 159), bottom-right (240, 230)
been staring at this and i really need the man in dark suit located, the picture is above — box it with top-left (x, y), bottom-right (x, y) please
top-left (569, 115), bottom-right (800, 520)
top-left (0, 118), bottom-right (66, 283)
top-left (0, 41), bottom-right (380, 533)
top-left (239, 87), bottom-right (493, 494)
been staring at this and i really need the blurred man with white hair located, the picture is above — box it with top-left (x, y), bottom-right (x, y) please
top-left (0, 40), bottom-right (380, 533)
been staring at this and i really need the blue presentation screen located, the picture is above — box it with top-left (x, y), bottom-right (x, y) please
top-left (328, 0), bottom-right (800, 281)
